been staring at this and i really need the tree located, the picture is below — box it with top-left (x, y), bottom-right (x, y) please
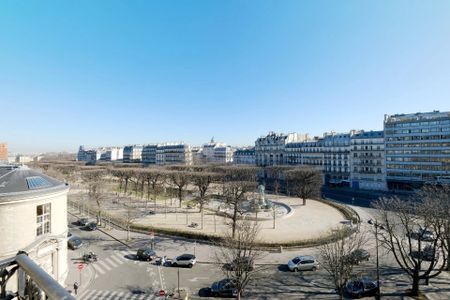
top-left (319, 228), bottom-right (368, 300)
top-left (417, 184), bottom-right (450, 271)
top-left (192, 172), bottom-right (217, 229)
top-left (219, 166), bottom-right (258, 238)
top-left (122, 196), bottom-right (142, 241)
top-left (284, 167), bottom-right (323, 205)
top-left (168, 170), bottom-right (191, 208)
top-left (265, 166), bottom-right (291, 195)
top-left (112, 168), bottom-right (132, 195)
top-left (81, 169), bottom-right (108, 225)
top-left (374, 195), bottom-right (448, 296)
top-left (214, 220), bottom-right (265, 300)
top-left (142, 168), bottom-right (163, 208)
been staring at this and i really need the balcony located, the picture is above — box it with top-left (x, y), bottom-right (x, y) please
top-left (0, 252), bottom-right (74, 300)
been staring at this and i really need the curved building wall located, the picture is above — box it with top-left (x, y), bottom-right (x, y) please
top-left (0, 187), bottom-right (69, 285)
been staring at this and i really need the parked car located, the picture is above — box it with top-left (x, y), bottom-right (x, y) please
top-left (172, 254), bottom-right (196, 268)
top-left (409, 228), bottom-right (435, 242)
top-left (210, 278), bottom-right (238, 297)
top-left (136, 248), bottom-right (156, 261)
top-left (223, 257), bottom-right (254, 272)
top-left (77, 218), bottom-right (89, 226)
top-left (346, 278), bottom-right (378, 298)
top-left (346, 249), bottom-right (370, 265)
top-left (67, 236), bottom-right (83, 250)
top-left (287, 255), bottom-right (319, 272)
top-left (410, 245), bottom-right (439, 262)
top-left (85, 222), bottom-right (97, 231)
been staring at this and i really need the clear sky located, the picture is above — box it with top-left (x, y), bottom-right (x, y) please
top-left (1, 1), bottom-right (450, 154)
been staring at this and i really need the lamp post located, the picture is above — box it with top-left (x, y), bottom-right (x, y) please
top-left (374, 220), bottom-right (381, 300)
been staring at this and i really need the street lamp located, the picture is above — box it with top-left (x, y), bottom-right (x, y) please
top-left (370, 219), bottom-right (381, 300)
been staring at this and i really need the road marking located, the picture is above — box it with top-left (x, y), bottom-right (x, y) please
top-left (91, 290), bottom-right (104, 299)
top-left (100, 260), bottom-right (113, 271)
top-left (91, 263), bottom-right (106, 275)
top-left (104, 257), bottom-right (118, 269)
top-left (77, 288), bottom-right (95, 299)
top-left (110, 254), bottom-right (124, 265)
top-left (157, 265), bottom-right (164, 291)
top-left (189, 276), bottom-right (209, 282)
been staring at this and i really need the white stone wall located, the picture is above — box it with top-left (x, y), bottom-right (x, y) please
top-left (0, 188), bottom-right (69, 285)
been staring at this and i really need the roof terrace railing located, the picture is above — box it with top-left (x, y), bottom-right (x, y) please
top-left (0, 252), bottom-right (75, 300)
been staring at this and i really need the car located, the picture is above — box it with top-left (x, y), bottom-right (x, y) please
top-left (172, 254), bottom-right (196, 268)
top-left (287, 255), bottom-right (319, 272)
top-left (409, 228), bottom-right (435, 242)
top-left (346, 249), bottom-right (370, 265)
top-left (223, 257), bottom-right (254, 272)
top-left (85, 222), bottom-right (97, 231)
top-left (410, 245), bottom-right (439, 262)
top-left (346, 278), bottom-right (378, 298)
top-left (77, 218), bottom-right (89, 226)
top-left (67, 236), bottom-right (83, 250)
top-left (210, 278), bottom-right (238, 297)
top-left (136, 248), bottom-right (156, 261)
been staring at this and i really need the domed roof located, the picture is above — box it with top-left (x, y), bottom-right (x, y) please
top-left (0, 165), bottom-right (68, 199)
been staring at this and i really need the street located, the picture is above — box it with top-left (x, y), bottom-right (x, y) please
top-left (65, 204), bottom-right (450, 300)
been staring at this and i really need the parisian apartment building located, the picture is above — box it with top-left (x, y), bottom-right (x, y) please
top-left (233, 147), bottom-right (256, 165)
top-left (254, 110), bottom-right (450, 191)
top-left (75, 110), bottom-right (449, 190)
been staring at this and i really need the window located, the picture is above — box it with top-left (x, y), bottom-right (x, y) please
top-left (36, 203), bottom-right (51, 236)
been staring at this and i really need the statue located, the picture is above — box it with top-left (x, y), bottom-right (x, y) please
top-left (257, 184), bottom-right (273, 209)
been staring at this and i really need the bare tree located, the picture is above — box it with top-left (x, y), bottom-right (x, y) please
top-left (284, 167), bottom-right (323, 205)
top-left (192, 172), bottom-right (217, 229)
top-left (214, 220), bottom-right (265, 300)
top-left (81, 169), bottom-right (108, 225)
top-left (417, 184), bottom-right (450, 271)
top-left (122, 196), bottom-right (142, 241)
top-left (265, 166), bottom-right (291, 195)
top-left (374, 196), bottom-right (448, 296)
top-left (168, 170), bottom-right (191, 208)
top-left (319, 228), bottom-right (368, 300)
top-left (219, 166), bottom-right (258, 238)
top-left (112, 168), bottom-right (133, 195)
top-left (142, 168), bottom-right (163, 209)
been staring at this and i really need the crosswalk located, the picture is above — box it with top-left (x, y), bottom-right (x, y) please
top-left (77, 289), bottom-right (160, 299)
top-left (89, 250), bottom-right (143, 278)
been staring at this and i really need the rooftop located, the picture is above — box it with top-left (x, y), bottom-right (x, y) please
top-left (0, 164), bottom-right (68, 199)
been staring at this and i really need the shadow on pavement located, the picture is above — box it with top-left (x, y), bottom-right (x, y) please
top-left (277, 264), bottom-right (290, 272)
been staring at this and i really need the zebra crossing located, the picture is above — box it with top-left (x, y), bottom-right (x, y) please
top-left (90, 250), bottom-right (144, 278)
top-left (77, 289), bottom-right (159, 300)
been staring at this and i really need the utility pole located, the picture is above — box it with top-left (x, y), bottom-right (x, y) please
top-left (375, 220), bottom-right (381, 300)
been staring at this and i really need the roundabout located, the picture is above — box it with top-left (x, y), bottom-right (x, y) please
top-left (98, 191), bottom-right (354, 246)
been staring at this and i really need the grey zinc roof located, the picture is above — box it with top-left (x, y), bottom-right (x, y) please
top-left (0, 165), bottom-right (68, 199)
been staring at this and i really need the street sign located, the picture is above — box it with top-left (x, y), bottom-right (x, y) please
top-left (78, 263), bottom-right (85, 271)
top-left (159, 290), bottom-right (165, 296)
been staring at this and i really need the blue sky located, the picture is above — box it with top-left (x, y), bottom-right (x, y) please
top-left (1, 1), bottom-right (450, 154)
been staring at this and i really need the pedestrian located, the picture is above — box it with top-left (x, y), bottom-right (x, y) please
top-left (73, 282), bottom-right (79, 295)
top-left (161, 255), bottom-right (167, 267)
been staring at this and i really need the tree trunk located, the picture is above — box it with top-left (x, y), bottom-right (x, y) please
top-left (411, 272), bottom-right (420, 296)
top-left (232, 203), bottom-right (238, 238)
top-left (302, 197), bottom-right (306, 206)
top-left (201, 209), bottom-right (204, 229)
top-left (178, 189), bottom-right (183, 208)
top-left (447, 237), bottom-right (450, 271)
top-left (124, 179), bottom-right (128, 194)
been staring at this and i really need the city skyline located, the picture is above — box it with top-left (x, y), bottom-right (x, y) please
top-left (1, 1), bottom-right (450, 153)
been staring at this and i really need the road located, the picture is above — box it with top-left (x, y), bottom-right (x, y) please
top-left (65, 204), bottom-right (450, 299)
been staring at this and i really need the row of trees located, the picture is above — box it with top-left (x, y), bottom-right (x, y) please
top-left (36, 162), bottom-right (323, 237)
